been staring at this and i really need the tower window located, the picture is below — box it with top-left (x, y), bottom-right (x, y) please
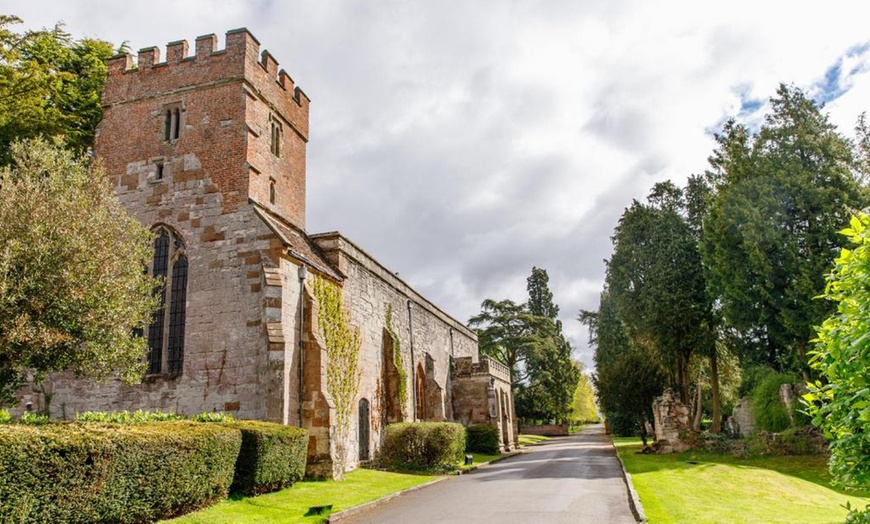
top-left (154, 160), bottom-right (164, 180)
top-left (163, 105), bottom-right (182, 141)
top-left (270, 115), bottom-right (283, 157)
top-left (146, 226), bottom-right (188, 375)
top-left (269, 178), bottom-right (276, 204)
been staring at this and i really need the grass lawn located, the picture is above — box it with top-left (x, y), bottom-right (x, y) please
top-left (462, 451), bottom-right (502, 470)
top-left (163, 468), bottom-right (436, 524)
top-left (518, 434), bottom-right (551, 446)
top-left (614, 437), bottom-right (870, 524)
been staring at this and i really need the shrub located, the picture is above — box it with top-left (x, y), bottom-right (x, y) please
top-left (0, 421), bottom-right (241, 523)
top-left (17, 412), bottom-right (49, 425)
top-left (466, 424), bottom-right (500, 455)
top-left (0, 409), bottom-right (11, 424)
top-left (607, 413), bottom-right (639, 437)
top-left (380, 422), bottom-right (466, 471)
top-left (751, 371), bottom-right (799, 432)
top-left (230, 421), bottom-right (308, 495)
top-left (75, 409), bottom-right (185, 423)
top-left (191, 411), bottom-right (235, 423)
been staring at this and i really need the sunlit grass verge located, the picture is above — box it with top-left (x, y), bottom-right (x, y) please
top-left (461, 452), bottom-right (501, 470)
top-left (518, 434), bottom-right (551, 446)
top-left (614, 437), bottom-right (870, 524)
top-left (163, 468), bottom-right (436, 524)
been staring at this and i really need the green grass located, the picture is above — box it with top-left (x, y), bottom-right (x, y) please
top-left (163, 468), bottom-right (436, 524)
top-left (614, 437), bottom-right (870, 524)
top-left (518, 434), bottom-right (551, 446)
top-left (462, 452), bottom-right (501, 470)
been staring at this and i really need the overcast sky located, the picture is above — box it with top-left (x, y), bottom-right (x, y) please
top-left (12, 1), bottom-right (870, 369)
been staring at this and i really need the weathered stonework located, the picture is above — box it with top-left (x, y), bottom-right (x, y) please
top-left (14, 28), bottom-right (514, 479)
top-left (652, 388), bottom-right (693, 453)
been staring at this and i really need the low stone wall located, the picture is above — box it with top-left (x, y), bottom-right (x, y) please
top-left (520, 424), bottom-right (569, 436)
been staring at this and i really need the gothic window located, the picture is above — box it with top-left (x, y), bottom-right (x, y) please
top-left (270, 115), bottom-right (283, 157)
top-left (146, 227), bottom-right (188, 375)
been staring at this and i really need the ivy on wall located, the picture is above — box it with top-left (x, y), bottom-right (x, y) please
top-left (311, 275), bottom-right (361, 471)
top-left (385, 303), bottom-right (409, 419)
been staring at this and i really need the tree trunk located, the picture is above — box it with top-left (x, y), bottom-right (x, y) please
top-left (796, 340), bottom-right (811, 383)
top-left (693, 372), bottom-right (703, 432)
top-left (677, 358), bottom-right (688, 404)
top-left (710, 350), bottom-right (722, 434)
top-left (639, 416), bottom-right (648, 447)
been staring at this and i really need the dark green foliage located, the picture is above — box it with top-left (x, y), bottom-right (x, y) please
top-left (750, 370), bottom-right (799, 432)
top-left (465, 424), bottom-right (500, 455)
top-left (608, 413), bottom-right (640, 437)
top-left (702, 85), bottom-right (866, 373)
top-left (0, 421), bottom-right (241, 523)
top-left (230, 421), bottom-right (308, 495)
top-left (380, 422), bottom-right (466, 471)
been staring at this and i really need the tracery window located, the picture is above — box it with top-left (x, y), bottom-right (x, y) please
top-left (146, 226), bottom-right (188, 375)
top-left (164, 106), bottom-right (181, 141)
top-left (269, 115), bottom-right (283, 157)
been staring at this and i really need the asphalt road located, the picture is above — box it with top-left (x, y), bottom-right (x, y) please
top-left (338, 425), bottom-right (639, 524)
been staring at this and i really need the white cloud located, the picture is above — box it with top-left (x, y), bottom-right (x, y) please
top-left (11, 0), bottom-right (870, 369)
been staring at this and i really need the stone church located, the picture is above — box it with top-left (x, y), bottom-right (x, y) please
top-left (15, 28), bottom-right (516, 477)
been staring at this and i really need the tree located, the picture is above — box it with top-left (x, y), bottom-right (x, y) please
top-left (0, 15), bottom-right (116, 165)
top-left (527, 266), bottom-right (559, 320)
top-left (468, 298), bottom-right (546, 388)
top-left (0, 139), bottom-right (156, 406)
top-left (606, 182), bottom-right (715, 405)
top-left (571, 365), bottom-right (599, 424)
top-left (805, 213), bottom-right (870, 520)
top-left (702, 84), bottom-right (866, 377)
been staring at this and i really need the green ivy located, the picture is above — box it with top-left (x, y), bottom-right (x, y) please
top-left (385, 303), bottom-right (409, 418)
top-left (311, 275), bottom-right (361, 470)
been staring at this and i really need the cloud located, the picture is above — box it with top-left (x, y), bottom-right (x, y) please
top-left (12, 0), bottom-right (870, 369)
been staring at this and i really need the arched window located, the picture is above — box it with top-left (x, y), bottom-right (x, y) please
top-left (147, 226), bottom-right (188, 375)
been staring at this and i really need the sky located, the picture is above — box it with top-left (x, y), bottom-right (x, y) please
top-left (10, 1), bottom-right (870, 369)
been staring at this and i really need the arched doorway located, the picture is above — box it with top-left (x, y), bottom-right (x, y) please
top-left (359, 398), bottom-right (370, 461)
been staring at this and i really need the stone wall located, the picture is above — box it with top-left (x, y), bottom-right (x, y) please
top-left (452, 357), bottom-right (516, 451)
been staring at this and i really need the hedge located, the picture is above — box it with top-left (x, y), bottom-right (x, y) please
top-left (230, 421), bottom-right (308, 495)
top-left (466, 424), bottom-right (500, 455)
top-left (380, 422), bottom-right (466, 471)
top-left (0, 421), bottom-right (241, 524)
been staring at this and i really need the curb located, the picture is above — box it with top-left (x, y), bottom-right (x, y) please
top-left (327, 476), bottom-right (449, 523)
top-left (611, 440), bottom-right (647, 523)
top-left (328, 451), bottom-right (522, 522)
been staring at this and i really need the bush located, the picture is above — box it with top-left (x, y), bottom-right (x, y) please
top-left (466, 424), bottom-right (500, 454)
top-left (0, 409), bottom-right (11, 424)
top-left (381, 422), bottom-right (466, 471)
top-left (75, 409), bottom-right (185, 423)
top-left (607, 413), bottom-right (639, 437)
top-left (191, 411), bottom-right (235, 423)
top-left (751, 371), bottom-right (799, 432)
top-left (230, 421), bottom-right (308, 495)
top-left (0, 421), bottom-right (241, 523)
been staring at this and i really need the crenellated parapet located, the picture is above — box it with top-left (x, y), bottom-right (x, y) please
top-left (103, 28), bottom-right (308, 139)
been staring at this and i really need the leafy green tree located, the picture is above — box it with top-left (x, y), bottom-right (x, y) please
top-left (527, 266), bottom-right (559, 321)
top-left (571, 365), bottom-right (599, 424)
top-left (0, 139), bottom-right (156, 406)
top-left (0, 15), bottom-right (116, 165)
top-left (805, 213), bottom-right (870, 520)
top-left (703, 84), bottom-right (866, 377)
top-left (606, 181), bottom-right (715, 405)
top-left (468, 299), bottom-right (547, 388)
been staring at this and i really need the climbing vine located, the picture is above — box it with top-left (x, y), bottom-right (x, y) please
top-left (311, 275), bottom-right (361, 470)
top-left (385, 303), bottom-right (409, 418)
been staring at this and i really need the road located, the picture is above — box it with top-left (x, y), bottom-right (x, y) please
top-left (338, 425), bottom-right (639, 524)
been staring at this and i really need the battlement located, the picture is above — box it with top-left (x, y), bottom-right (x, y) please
top-left (103, 28), bottom-right (310, 122)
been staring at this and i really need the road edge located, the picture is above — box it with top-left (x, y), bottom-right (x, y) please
top-left (611, 438), bottom-right (647, 523)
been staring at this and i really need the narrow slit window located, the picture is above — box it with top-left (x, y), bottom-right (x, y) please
top-left (269, 179), bottom-right (276, 204)
top-left (172, 108), bottom-right (180, 140)
top-left (270, 116), bottom-right (282, 157)
top-left (155, 161), bottom-right (164, 180)
top-left (164, 110), bottom-right (172, 141)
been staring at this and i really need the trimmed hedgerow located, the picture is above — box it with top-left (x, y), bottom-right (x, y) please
top-left (230, 421), bottom-right (308, 495)
top-left (381, 422), bottom-right (466, 471)
top-left (466, 424), bottom-right (500, 455)
top-left (0, 421), bottom-right (241, 524)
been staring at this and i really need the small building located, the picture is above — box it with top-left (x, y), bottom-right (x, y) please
top-left (15, 28), bottom-right (516, 477)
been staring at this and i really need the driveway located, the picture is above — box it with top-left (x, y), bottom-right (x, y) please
top-left (337, 425), bottom-right (639, 524)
